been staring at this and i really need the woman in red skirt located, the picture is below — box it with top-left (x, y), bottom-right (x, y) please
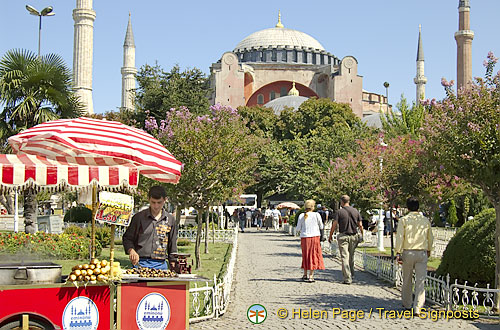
top-left (296, 199), bottom-right (325, 282)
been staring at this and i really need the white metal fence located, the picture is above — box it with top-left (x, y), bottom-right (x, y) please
top-left (188, 227), bottom-right (238, 323)
top-left (285, 225), bottom-right (499, 319)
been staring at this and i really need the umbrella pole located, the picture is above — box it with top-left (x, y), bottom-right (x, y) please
top-left (110, 224), bottom-right (116, 274)
top-left (91, 184), bottom-right (97, 259)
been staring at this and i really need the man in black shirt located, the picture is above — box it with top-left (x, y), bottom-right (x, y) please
top-left (328, 195), bottom-right (364, 284)
top-left (123, 186), bottom-right (178, 270)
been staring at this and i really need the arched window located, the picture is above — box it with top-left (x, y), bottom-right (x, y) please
top-left (303, 51), bottom-right (307, 63)
top-left (293, 50), bottom-right (298, 63)
top-left (270, 91), bottom-right (276, 100)
top-left (282, 50), bottom-right (287, 62)
top-left (257, 94), bottom-right (264, 105)
top-left (280, 87), bottom-right (287, 97)
top-left (272, 49), bottom-right (277, 62)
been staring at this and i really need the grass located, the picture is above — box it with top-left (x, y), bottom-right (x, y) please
top-left (360, 246), bottom-right (441, 270)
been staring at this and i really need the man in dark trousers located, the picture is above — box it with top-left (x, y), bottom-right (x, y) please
top-left (123, 186), bottom-right (178, 270)
top-left (328, 195), bottom-right (363, 284)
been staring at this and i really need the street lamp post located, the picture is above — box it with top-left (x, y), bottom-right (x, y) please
top-left (377, 139), bottom-right (388, 252)
top-left (383, 82), bottom-right (390, 113)
top-left (26, 5), bottom-right (55, 57)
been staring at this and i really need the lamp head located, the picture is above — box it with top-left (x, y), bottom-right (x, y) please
top-left (26, 5), bottom-right (40, 16)
top-left (41, 6), bottom-right (54, 16)
top-left (383, 82), bottom-right (390, 88)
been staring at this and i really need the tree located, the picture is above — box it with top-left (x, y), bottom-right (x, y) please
top-left (0, 49), bottom-right (82, 233)
top-left (145, 104), bottom-right (258, 268)
top-left (381, 95), bottom-right (427, 139)
top-left (275, 98), bottom-right (371, 201)
top-left (134, 64), bottom-right (211, 128)
top-left (422, 52), bottom-right (500, 310)
top-left (448, 199), bottom-right (458, 227)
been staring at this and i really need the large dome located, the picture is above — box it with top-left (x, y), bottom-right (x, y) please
top-left (234, 27), bottom-right (325, 52)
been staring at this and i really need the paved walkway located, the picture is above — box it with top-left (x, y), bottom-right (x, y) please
top-left (191, 228), bottom-right (498, 330)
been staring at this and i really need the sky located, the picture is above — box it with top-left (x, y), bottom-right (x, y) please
top-left (1, 0), bottom-right (500, 114)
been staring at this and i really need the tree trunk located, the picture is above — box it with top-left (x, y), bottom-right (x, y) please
top-left (494, 202), bottom-right (500, 312)
top-left (0, 192), bottom-right (14, 214)
top-left (204, 209), bottom-right (209, 254)
top-left (194, 209), bottom-right (203, 270)
top-left (175, 205), bottom-right (182, 228)
top-left (212, 211), bottom-right (216, 245)
top-left (23, 190), bottom-right (37, 234)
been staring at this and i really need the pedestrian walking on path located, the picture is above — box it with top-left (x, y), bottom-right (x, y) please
top-left (295, 199), bottom-right (325, 282)
top-left (328, 194), bottom-right (363, 284)
top-left (395, 197), bottom-right (434, 315)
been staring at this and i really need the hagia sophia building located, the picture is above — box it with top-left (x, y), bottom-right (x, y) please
top-left (208, 12), bottom-right (388, 118)
top-left (72, 1), bottom-right (473, 120)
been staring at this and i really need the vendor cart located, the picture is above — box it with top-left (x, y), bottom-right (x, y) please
top-left (0, 117), bottom-right (200, 330)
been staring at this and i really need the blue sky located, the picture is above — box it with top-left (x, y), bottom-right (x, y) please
top-left (2, 0), bottom-right (499, 114)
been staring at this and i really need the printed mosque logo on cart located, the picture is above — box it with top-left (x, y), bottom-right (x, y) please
top-left (136, 292), bottom-right (171, 330)
top-left (62, 296), bottom-right (99, 330)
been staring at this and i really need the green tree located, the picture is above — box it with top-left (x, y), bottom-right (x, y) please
top-left (448, 199), bottom-right (458, 227)
top-left (423, 52), bottom-right (500, 309)
top-left (381, 95), bottom-right (427, 139)
top-left (134, 64), bottom-right (211, 127)
top-left (145, 104), bottom-right (258, 268)
top-left (0, 49), bottom-right (82, 233)
top-left (275, 98), bottom-right (370, 200)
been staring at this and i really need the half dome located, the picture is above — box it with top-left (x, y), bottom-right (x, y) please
top-left (234, 27), bottom-right (325, 52)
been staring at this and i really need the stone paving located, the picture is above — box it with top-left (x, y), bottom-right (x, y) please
top-left (190, 228), bottom-right (499, 330)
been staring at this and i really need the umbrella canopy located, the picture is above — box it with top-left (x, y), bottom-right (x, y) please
top-left (277, 202), bottom-right (300, 209)
top-left (8, 117), bottom-right (181, 183)
top-left (0, 154), bottom-right (138, 192)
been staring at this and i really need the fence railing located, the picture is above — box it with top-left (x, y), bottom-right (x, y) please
top-left (285, 225), bottom-right (499, 319)
top-left (179, 229), bottom-right (236, 242)
top-left (188, 227), bottom-right (238, 323)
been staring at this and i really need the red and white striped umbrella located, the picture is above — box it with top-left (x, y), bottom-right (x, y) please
top-left (0, 154), bottom-right (138, 192)
top-left (8, 117), bottom-right (181, 184)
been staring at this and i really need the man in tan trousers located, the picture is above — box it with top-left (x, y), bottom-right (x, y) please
top-left (328, 195), bottom-right (364, 284)
top-left (395, 197), bottom-right (434, 315)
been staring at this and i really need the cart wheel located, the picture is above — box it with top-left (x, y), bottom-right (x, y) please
top-left (0, 316), bottom-right (54, 330)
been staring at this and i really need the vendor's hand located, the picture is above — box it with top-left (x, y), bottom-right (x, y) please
top-left (328, 237), bottom-right (332, 244)
top-left (128, 249), bottom-right (139, 265)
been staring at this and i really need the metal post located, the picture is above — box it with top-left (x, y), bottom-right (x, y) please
top-left (38, 15), bottom-right (42, 57)
top-left (14, 189), bottom-right (19, 232)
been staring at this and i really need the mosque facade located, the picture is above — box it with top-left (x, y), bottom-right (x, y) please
top-left (208, 13), bottom-right (388, 118)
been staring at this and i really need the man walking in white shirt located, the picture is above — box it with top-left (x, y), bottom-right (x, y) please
top-left (271, 207), bottom-right (281, 231)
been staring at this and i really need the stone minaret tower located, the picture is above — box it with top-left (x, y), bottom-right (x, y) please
top-left (73, 0), bottom-right (96, 114)
top-left (414, 25), bottom-right (427, 104)
top-left (455, 0), bottom-right (474, 90)
top-left (121, 14), bottom-right (137, 111)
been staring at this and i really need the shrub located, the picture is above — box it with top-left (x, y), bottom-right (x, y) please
top-left (177, 238), bottom-right (191, 246)
top-left (436, 208), bottom-right (495, 285)
top-left (289, 207), bottom-right (305, 227)
top-left (64, 206), bottom-right (92, 223)
top-left (0, 232), bottom-right (99, 259)
top-left (63, 225), bottom-right (111, 248)
top-left (447, 199), bottom-right (458, 227)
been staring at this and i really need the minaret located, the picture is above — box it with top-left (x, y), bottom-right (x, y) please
top-left (121, 14), bottom-right (137, 111)
top-left (73, 0), bottom-right (96, 114)
top-left (414, 25), bottom-right (427, 104)
top-left (455, 0), bottom-right (474, 90)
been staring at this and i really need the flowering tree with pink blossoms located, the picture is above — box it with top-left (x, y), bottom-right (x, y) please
top-left (423, 52), bottom-right (500, 309)
top-left (145, 104), bottom-right (258, 268)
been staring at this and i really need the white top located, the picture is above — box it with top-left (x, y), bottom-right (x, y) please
top-left (264, 209), bottom-right (273, 217)
top-left (296, 212), bottom-right (323, 238)
top-left (271, 209), bottom-right (281, 219)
